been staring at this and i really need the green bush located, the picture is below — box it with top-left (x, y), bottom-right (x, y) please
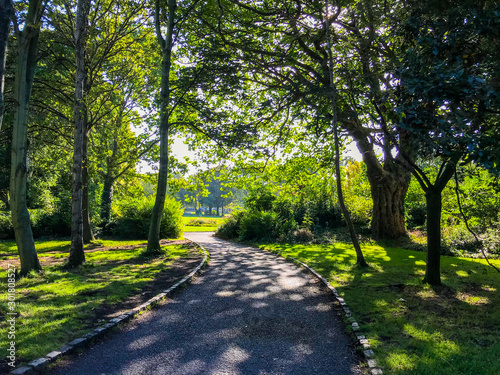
top-left (484, 225), bottom-right (500, 255)
top-left (186, 218), bottom-right (217, 227)
top-left (0, 199), bottom-right (72, 240)
top-left (113, 196), bottom-right (184, 239)
top-left (239, 211), bottom-right (277, 241)
top-left (215, 211), bottom-right (244, 240)
top-left (0, 211), bottom-right (14, 239)
top-left (237, 210), bottom-right (296, 242)
top-left (30, 197), bottom-right (72, 238)
top-left (406, 202), bottom-right (427, 229)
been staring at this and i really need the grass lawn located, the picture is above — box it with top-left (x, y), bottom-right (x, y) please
top-left (261, 242), bottom-right (500, 375)
top-left (0, 239), bottom-right (201, 368)
top-left (182, 216), bottom-right (225, 232)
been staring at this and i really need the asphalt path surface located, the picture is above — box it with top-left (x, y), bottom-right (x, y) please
top-left (52, 232), bottom-right (363, 375)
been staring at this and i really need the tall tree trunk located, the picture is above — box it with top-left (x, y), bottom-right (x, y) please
top-left (325, 1), bottom-right (367, 267)
top-left (9, 0), bottom-right (43, 277)
top-left (82, 128), bottom-right (94, 243)
top-left (100, 139), bottom-right (117, 223)
top-left (100, 173), bottom-right (114, 223)
top-left (147, 0), bottom-right (176, 251)
top-left (69, 0), bottom-right (90, 267)
top-left (0, 0), bottom-right (12, 131)
top-left (424, 189), bottom-right (442, 285)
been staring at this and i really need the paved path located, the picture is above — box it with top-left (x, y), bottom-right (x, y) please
top-left (52, 233), bottom-right (362, 375)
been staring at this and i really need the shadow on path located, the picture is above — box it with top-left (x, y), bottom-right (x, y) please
top-left (51, 233), bottom-right (362, 375)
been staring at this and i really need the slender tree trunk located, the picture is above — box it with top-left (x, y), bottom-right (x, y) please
top-left (424, 189), bottom-right (442, 285)
top-left (0, 0), bottom-right (12, 131)
top-left (420, 161), bottom-right (456, 285)
top-left (100, 139), bottom-right (117, 223)
top-left (82, 129), bottom-right (94, 243)
top-left (100, 173), bottom-right (114, 223)
top-left (9, 0), bottom-right (43, 277)
top-left (325, 1), bottom-right (367, 267)
top-left (147, 0), bottom-right (176, 251)
top-left (69, 0), bottom-right (90, 267)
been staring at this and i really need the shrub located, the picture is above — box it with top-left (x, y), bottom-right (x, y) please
top-left (484, 226), bottom-right (500, 255)
top-left (293, 228), bottom-right (314, 243)
top-left (0, 211), bottom-right (14, 239)
top-left (0, 197), bottom-right (72, 240)
top-left (113, 196), bottom-right (184, 239)
top-left (239, 210), bottom-right (296, 242)
top-left (444, 225), bottom-right (482, 255)
top-left (186, 218), bottom-right (217, 227)
top-left (406, 202), bottom-right (427, 229)
top-left (215, 211), bottom-right (244, 240)
top-left (30, 196), bottom-right (72, 237)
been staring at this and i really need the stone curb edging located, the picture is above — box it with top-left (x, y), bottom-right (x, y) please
top-left (10, 243), bottom-right (210, 375)
top-left (269, 249), bottom-right (383, 375)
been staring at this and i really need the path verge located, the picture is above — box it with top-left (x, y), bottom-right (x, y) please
top-left (9, 242), bottom-right (209, 375)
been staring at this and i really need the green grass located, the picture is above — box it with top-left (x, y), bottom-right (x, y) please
top-left (260, 242), bottom-right (500, 375)
top-left (182, 216), bottom-right (225, 232)
top-left (0, 242), bottom-right (195, 365)
top-left (184, 226), bottom-right (217, 232)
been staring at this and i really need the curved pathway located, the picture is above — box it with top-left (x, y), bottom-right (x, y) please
top-left (52, 233), bottom-right (362, 375)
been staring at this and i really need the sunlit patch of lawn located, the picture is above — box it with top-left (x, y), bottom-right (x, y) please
top-left (261, 242), bottom-right (500, 375)
top-left (184, 226), bottom-right (217, 232)
top-left (0, 243), bottom-right (195, 365)
top-left (182, 216), bottom-right (225, 232)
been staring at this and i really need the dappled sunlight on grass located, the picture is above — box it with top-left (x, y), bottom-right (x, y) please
top-left (260, 241), bottom-right (500, 375)
top-left (0, 244), bottom-right (194, 364)
top-left (386, 351), bottom-right (418, 371)
top-left (456, 293), bottom-right (490, 306)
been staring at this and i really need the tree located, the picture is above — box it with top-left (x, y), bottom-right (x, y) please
top-left (147, 0), bottom-right (177, 252)
top-left (95, 101), bottom-right (157, 223)
top-left (9, 0), bottom-right (44, 276)
top-left (390, 0), bottom-right (500, 284)
top-left (68, 0), bottom-right (91, 268)
top-left (325, 1), bottom-right (367, 267)
top-left (0, 0), bottom-right (13, 131)
top-left (44, 0), bottom-right (151, 244)
top-left (195, 0), bottom-right (412, 239)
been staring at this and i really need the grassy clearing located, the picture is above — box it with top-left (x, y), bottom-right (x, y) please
top-left (0, 241), bottom-right (196, 365)
top-left (182, 216), bottom-right (225, 232)
top-left (261, 242), bottom-right (500, 375)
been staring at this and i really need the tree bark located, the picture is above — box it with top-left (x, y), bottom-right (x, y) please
top-left (147, 0), bottom-right (176, 251)
top-left (367, 169), bottom-right (409, 239)
top-left (100, 138), bottom-right (117, 223)
top-left (421, 161), bottom-right (456, 285)
top-left (82, 128), bottom-right (94, 243)
top-left (9, 0), bottom-right (43, 276)
top-left (423, 189), bottom-right (442, 285)
top-left (100, 173), bottom-right (114, 223)
top-left (69, 0), bottom-right (90, 267)
top-left (0, 0), bottom-right (12, 131)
